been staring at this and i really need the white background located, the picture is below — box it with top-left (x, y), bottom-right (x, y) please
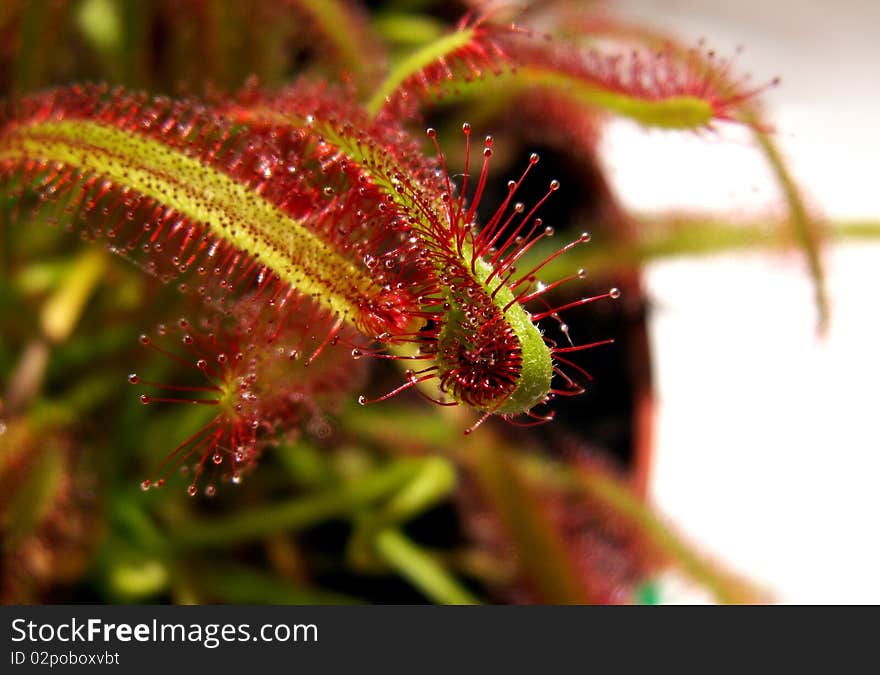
top-left (601, 0), bottom-right (880, 602)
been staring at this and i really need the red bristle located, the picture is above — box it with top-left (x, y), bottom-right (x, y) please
top-left (512, 270), bottom-right (587, 306)
top-left (475, 157), bottom-right (542, 265)
top-left (464, 410), bottom-right (494, 435)
top-left (357, 370), bottom-right (439, 405)
top-left (530, 288), bottom-right (620, 321)
top-left (551, 354), bottom-right (595, 385)
top-left (305, 316), bottom-right (344, 366)
top-left (552, 338), bottom-right (616, 355)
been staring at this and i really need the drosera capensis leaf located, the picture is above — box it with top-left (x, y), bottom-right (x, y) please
top-left (0, 85), bottom-right (428, 341)
top-left (427, 64), bottom-right (720, 130)
top-left (369, 16), bottom-right (767, 131)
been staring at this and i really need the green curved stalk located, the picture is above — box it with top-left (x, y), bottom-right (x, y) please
top-left (375, 529), bottom-right (480, 605)
top-left (40, 248), bottom-right (107, 343)
top-left (750, 124), bottom-right (829, 332)
top-left (517, 217), bottom-right (879, 287)
top-left (341, 456), bottom-right (479, 604)
top-left (348, 456), bottom-right (455, 569)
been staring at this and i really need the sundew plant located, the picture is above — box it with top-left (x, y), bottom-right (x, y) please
top-left (0, 0), bottom-right (819, 604)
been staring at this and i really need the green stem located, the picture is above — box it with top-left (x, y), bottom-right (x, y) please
top-left (348, 456), bottom-right (456, 569)
top-left (40, 248), bottom-right (107, 343)
top-left (517, 217), bottom-right (880, 285)
top-left (374, 528), bottom-right (480, 605)
top-left (170, 460), bottom-right (422, 550)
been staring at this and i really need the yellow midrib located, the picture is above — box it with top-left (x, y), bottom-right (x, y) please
top-left (0, 119), bottom-right (376, 321)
